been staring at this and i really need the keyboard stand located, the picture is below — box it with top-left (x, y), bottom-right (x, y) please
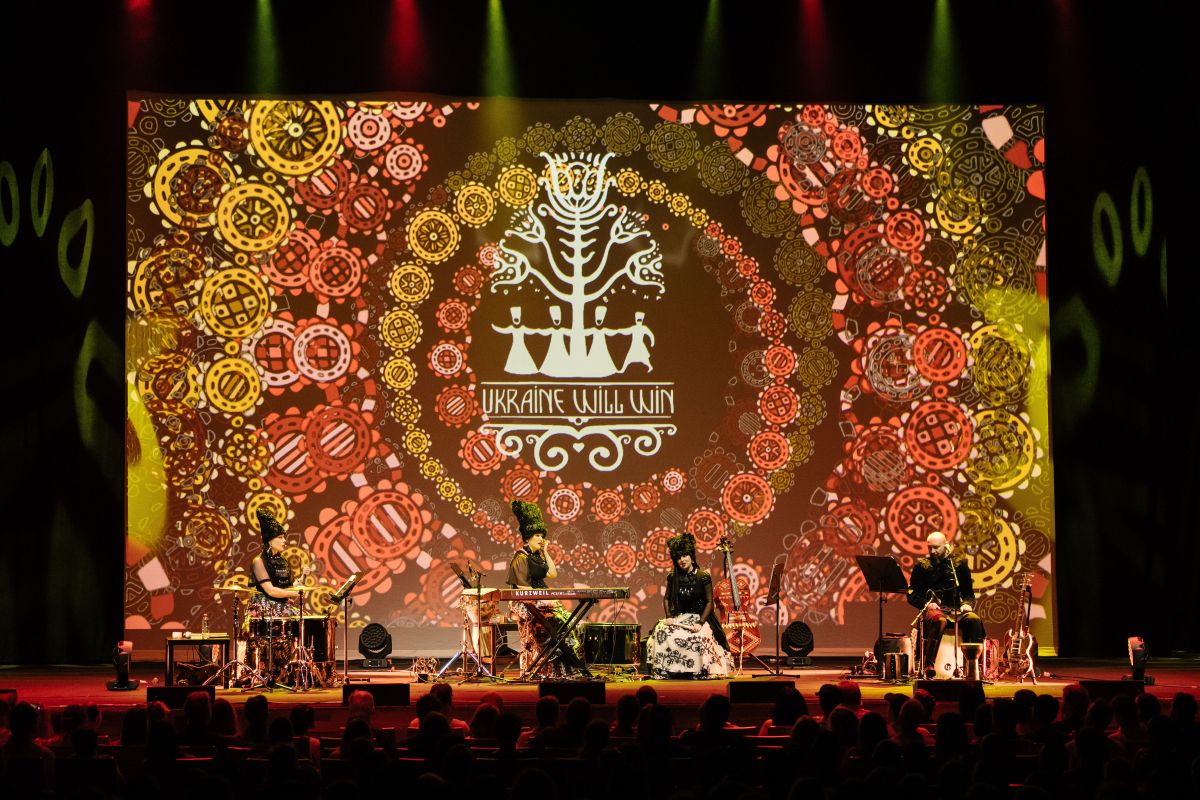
top-left (519, 599), bottom-right (595, 681)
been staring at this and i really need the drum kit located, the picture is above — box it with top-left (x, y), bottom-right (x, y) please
top-left (206, 585), bottom-right (338, 691)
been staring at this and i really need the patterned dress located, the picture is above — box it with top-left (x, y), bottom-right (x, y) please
top-left (505, 547), bottom-right (583, 677)
top-left (647, 569), bottom-right (732, 678)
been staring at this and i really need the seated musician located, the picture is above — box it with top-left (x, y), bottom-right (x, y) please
top-left (646, 533), bottom-right (731, 679)
top-left (249, 508), bottom-right (303, 615)
top-left (505, 500), bottom-right (582, 677)
top-left (907, 530), bottom-right (986, 678)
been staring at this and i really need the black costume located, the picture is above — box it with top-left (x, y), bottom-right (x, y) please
top-left (907, 552), bottom-right (986, 675)
top-left (647, 533), bottom-right (731, 678)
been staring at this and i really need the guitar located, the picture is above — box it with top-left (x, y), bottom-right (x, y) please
top-left (713, 536), bottom-right (762, 656)
top-left (998, 571), bottom-right (1037, 684)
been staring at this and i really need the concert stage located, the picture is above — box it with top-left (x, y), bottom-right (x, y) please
top-left (4, 658), bottom-right (1197, 727)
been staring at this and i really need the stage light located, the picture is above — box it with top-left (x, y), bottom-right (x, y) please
top-left (107, 641), bottom-right (138, 691)
top-left (358, 623), bottom-right (393, 669)
top-left (781, 621), bottom-right (814, 666)
top-left (1125, 636), bottom-right (1153, 684)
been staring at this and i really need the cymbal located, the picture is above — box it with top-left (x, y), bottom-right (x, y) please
top-left (212, 585), bottom-right (257, 593)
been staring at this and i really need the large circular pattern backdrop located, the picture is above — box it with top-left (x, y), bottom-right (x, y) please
top-left (125, 97), bottom-right (1053, 653)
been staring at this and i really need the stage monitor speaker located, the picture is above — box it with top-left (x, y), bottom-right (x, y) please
top-left (539, 681), bottom-right (605, 705)
top-left (147, 684), bottom-right (214, 710)
top-left (914, 679), bottom-right (982, 702)
top-left (1080, 679), bottom-right (1144, 700)
top-left (343, 682), bottom-right (410, 706)
top-left (728, 679), bottom-right (796, 703)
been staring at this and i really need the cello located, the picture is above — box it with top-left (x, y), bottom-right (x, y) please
top-left (714, 536), bottom-right (763, 666)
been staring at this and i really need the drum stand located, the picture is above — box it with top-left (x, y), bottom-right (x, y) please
top-left (205, 593), bottom-right (272, 691)
top-left (278, 589), bottom-right (322, 691)
top-left (437, 566), bottom-right (497, 682)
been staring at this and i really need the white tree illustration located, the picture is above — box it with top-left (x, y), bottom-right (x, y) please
top-left (491, 152), bottom-right (664, 377)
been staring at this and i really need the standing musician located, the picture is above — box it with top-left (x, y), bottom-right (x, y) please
top-left (907, 530), bottom-right (986, 678)
top-left (249, 508), bottom-right (302, 616)
top-left (505, 500), bottom-right (582, 677)
top-left (646, 533), bottom-right (731, 679)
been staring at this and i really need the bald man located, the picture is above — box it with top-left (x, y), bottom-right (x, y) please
top-left (907, 531), bottom-right (985, 678)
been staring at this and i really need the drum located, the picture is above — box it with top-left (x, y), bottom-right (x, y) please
top-left (876, 631), bottom-right (915, 675)
top-left (581, 623), bottom-right (640, 665)
top-left (300, 615), bottom-right (336, 663)
top-left (247, 616), bottom-right (291, 640)
top-left (930, 629), bottom-right (985, 679)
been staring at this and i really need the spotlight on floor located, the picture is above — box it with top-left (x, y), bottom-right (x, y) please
top-left (1124, 636), bottom-right (1154, 685)
top-left (107, 641), bottom-right (138, 691)
top-left (782, 622), bottom-right (814, 667)
top-left (358, 623), bottom-right (392, 669)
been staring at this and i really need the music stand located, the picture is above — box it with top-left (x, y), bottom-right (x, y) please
top-left (853, 555), bottom-right (909, 677)
top-left (760, 553), bottom-right (787, 676)
top-left (331, 572), bottom-right (362, 685)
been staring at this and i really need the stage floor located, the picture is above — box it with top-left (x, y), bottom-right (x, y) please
top-left (3, 657), bottom-right (1198, 711)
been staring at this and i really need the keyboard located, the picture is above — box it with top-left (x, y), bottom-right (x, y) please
top-left (498, 587), bottom-right (630, 601)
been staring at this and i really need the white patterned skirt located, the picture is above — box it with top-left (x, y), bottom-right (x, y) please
top-left (647, 613), bottom-right (731, 678)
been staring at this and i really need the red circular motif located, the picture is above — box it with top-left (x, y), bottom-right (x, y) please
top-left (749, 280), bottom-right (775, 308)
top-left (592, 490), bottom-right (625, 523)
top-left (308, 245), bottom-right (363, 298)
top-left (832, 130), bottom-right (862, 162)
top-left (630, 482), bottom-right (661, 514)
top-left (749, 430), bottom-right (790, 470)
top-left (758, 309), bottom-right (786, 339)
top-left (262, 413), bottom-right (322, 494)
top-left (606, 542), bottom-right (638, 576)
top-left (264, 228), bottom-right (317, 287)
top-left (885, 485), bottom-right (959, 552)
top-left (904, 400), bottom-right (973, 471)
top-left (309, 513), bottom-right (389, 593)
top-left (501, 465), bottom-right (540, 502)
top-left (722, 473), bottom-right (775, 524)
top-left (339, 181), bottom-right (390, 231)
top-left (351, 489), bottom-right (425, 561)
top-left (571, 542), bottom-right (600, 574)
top-left (548, 487), bottom-right (583, 522)
top-left (436, 298), bottom-right (472, 331)
top-left (294, 159), bottom-right (350, 211)
top-left (861, 167), bottom-right (894, 200)
top-left (884, 210), bottom-right (926, 252)
top-left (912, 327), bottom-right (968, 382)
top-left (305, 405), bottom-right (372, 473)
top-left (454, 265), bottom-right (484, 295)
top-left (759, 385), bottom-right (798, 425)
top-left (436, 386), bottom-right (476, 427)
top-left (685, 509), bottom-right (725, 550)
top-left (642, 528), bottom-right (675, 570)
top-left (764, 345), bottom-right (797, 377)
top-left (429, 342), bottom-right (466, 377)
top-left (460, 431), bottom-right (503, 474)
top-left (661, 468), bottom-right (686, 494)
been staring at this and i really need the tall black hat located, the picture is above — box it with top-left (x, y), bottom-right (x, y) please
top-left (510, 500), bottom-right (547, 541)
top-left (256, 507), bottom-right (285, 545)
top-left (667, 532), bottom-right (696, 562)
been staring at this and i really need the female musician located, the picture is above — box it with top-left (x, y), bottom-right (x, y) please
top-left (505, 500), bottom-right (581, 677)
top-left (646, 533), bottom-right (731, 679)
top-left (249, 508), bottom-right (303, 613)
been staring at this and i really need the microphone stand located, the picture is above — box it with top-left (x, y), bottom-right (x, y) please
top-left (949, 554), bottom-right (962, 678)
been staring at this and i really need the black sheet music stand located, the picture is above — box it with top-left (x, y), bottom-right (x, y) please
top-left (854, 555), bottom-right (909, 674)
top-left (759, 554), bottom-right (787, 676)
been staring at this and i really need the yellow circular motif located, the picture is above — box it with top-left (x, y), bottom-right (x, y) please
top-left (390, 263), bottom-right (432, 304)
top-left (383, 356), bottom-right (416, 390)
top-left (873, 105), bottom-right (910, 128)
top-left (965, 409), bottom-right (1037, 492)
top-left (247, 492), bottom-right (288, 534)
top-left (966, 517), bottom-right (1019, 591)
top-left (438, 479), bottom-right (459, 500)
top-left (392, 395), bottom-right (421, 423)
top-left (151, 146), bottom-right (236, 229)
top-left (200, 267), bottom-right (272, 338)
top-left (455, 183), bottom-right (496, 226)
top-left (204, 357), bottom-right (262, 414)
top-left (380, 309), bottom-right (422, 350)
top-left (407, 209), bottom-right (460, 263)
top-left (456, 497), bottom-right (475, 516)
top-left (934, 187), bottom-right (983, 236)
top-left (405, 429), bottom-right (430, 455)
top-left (496, 166), bottom-right (539, 207)
top-left (906, 136), bottom-right (945, 174)
top-left (194, 99), bottom-right (251, 128)
top-left (216, 182), bottom-right (292, 253)
top-left (615, 169), bottom-right (642, 196)
top-left (248, 100), bottom-right (342, 177)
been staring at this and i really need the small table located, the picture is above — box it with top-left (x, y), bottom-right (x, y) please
top-left (165, 635), bottom-right (231, 687)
